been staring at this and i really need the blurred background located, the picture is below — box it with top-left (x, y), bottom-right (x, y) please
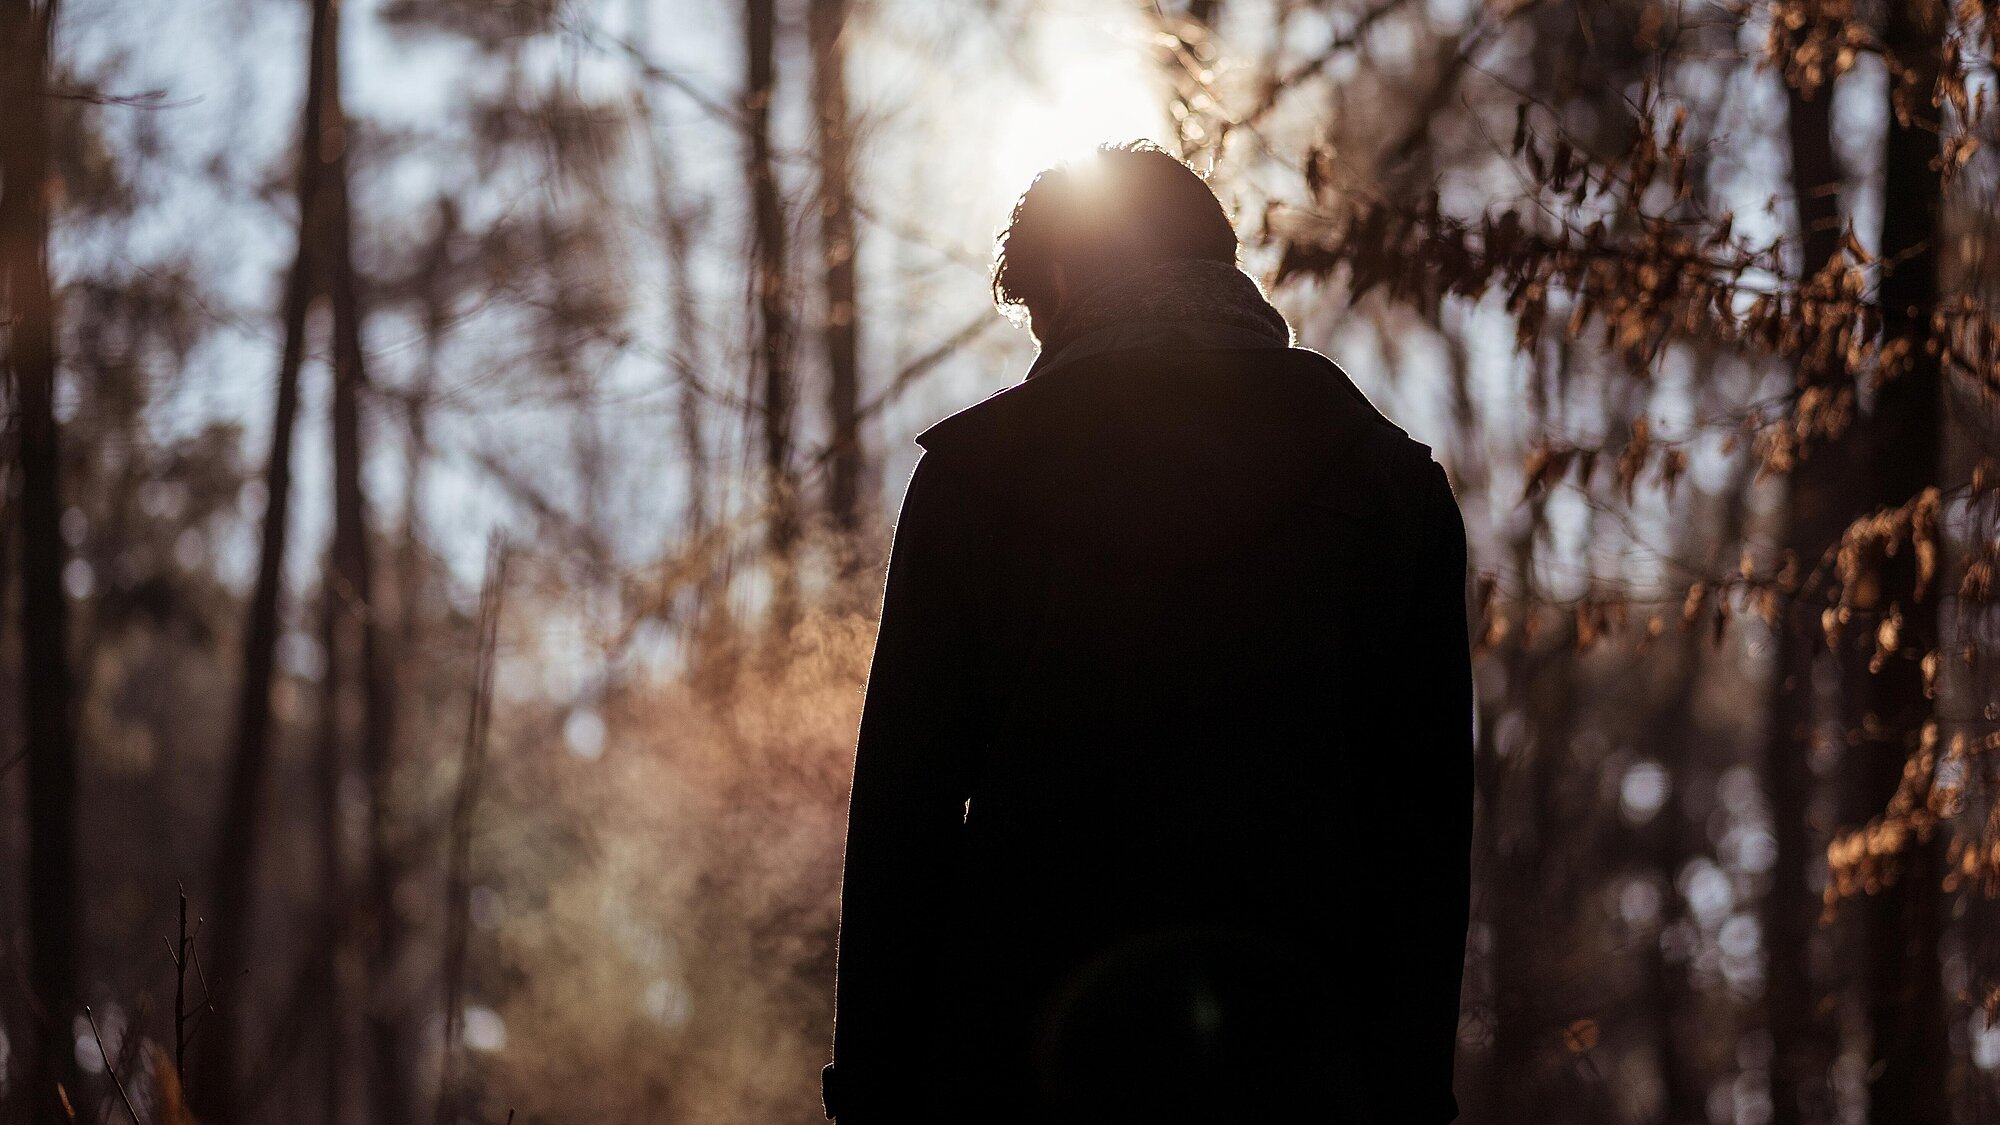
top-left (1, 0), bottom-right (1998, 1122)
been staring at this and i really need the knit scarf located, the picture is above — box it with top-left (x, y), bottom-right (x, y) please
top-left (1036, 259), bottom-right (1293, 361)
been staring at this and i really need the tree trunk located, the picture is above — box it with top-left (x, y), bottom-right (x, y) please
top-left (396, 200), bottom-right (455, 668)
top-left (1652, 469), bottom-right (1755, 1125)
top-left (664, 208), bottom-right (710, 550)
top-left (809, 0), bottom-right (861, 541)
top-left (662, 180), bottom-right (724, 647)
top-left (1856, 0), bottom-right (1949, 1117)
top-left (1479, 516), bottom-right (1559, 1124)
top-left (198, 2), bottom-right (327, 1111)
top-left (0, 2), bottom-right (76, 1120)
top-left (1763, 65), bottom-right (1853, 1125)
top-left (745, 0), bottom-right (798, 609)
top-left (315, 567), bottom-right (354, 1125)
top-left (1646, 640), bottom-right (1712, 1125)
top-left (313, 0), bottom-right (406, 1118)
top-left (630, 44), bottom-right (723, 652)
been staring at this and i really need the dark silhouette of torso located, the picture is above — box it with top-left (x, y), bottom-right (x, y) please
top-left (825, 312), bottom-right (1473, 1125)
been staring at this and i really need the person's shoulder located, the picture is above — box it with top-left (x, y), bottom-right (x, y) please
top-left (910, 370), bottom-right (1043, 460)
top-left (1273, 346), bottom-right (1448, 497)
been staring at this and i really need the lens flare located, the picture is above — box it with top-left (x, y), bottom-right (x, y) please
top-left (985, 12), bottom-right (1172, 196)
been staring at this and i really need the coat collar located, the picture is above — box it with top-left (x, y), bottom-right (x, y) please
top-left (1023, 318), bottom-right (1292, 383)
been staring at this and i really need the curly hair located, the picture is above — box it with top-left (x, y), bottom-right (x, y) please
top-left (991, 141), bottom-right (1239, 323)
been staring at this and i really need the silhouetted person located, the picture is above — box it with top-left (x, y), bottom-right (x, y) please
top-left (823, 142), bottom-right (1473, 1124)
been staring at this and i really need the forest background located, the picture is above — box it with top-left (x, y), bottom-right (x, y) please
top-left (2, 0), bottom-right (1999, 1122)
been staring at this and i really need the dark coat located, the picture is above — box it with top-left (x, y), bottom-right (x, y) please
top-left (824, 319), bottom-right (1473, 1124)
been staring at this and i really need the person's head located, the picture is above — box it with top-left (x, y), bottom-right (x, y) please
top-left (993, 141), bottom-right (1239, 342)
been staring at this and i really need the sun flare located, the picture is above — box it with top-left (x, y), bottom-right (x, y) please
top-left (983, 12), bottom-right (1172, 201)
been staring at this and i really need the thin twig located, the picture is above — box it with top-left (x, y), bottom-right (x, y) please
top-left (437, 535), bottom-right (510, 1125)
top-left (84, 1006), bottom-right (143, 1125)
top-left (183, 923), bottom-right (226, 1047)
top-left (174, 887), bottom-right (189, 1083)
